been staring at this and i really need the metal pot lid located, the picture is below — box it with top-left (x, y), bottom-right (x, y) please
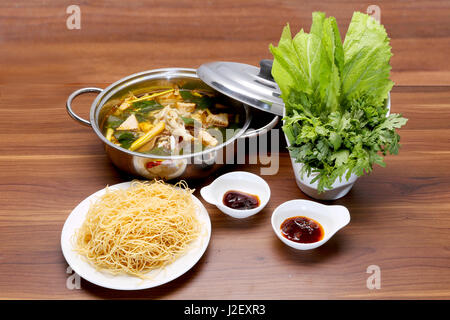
top-left (197, 60), bottom-right (284, 116)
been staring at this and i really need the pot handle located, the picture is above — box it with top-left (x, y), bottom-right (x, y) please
top-left (66, 87), bottom-right (103, 126)
top-left (239, 115), bottom-right (279, 139)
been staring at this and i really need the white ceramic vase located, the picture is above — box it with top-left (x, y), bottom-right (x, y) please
top-left (287, 157), bottom-right (358, 200)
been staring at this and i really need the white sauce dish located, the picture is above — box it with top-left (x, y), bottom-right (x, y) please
top-left (200, 171), bottom-right (271, 218)
top-left (271, 199), bottom-right (350, 250)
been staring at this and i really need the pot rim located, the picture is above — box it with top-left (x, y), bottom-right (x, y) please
top-left (89, 68), bottom-right (252, 160)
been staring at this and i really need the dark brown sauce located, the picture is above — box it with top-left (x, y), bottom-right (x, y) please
top-left (280, 216), bottom-right (324, 243)
top-left (223, 190), bottom-right (260, 210)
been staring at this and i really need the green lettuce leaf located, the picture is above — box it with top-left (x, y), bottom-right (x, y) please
top-left (270, 12), bottom-right (344, 117)
top-left (341, 12), bottom-right (394, 108)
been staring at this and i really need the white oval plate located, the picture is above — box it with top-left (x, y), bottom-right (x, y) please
top-left (61, 181), bottom-right (211, 290)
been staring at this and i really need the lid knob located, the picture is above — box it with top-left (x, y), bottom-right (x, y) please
top-left (258, 59), bottom-right (274, 81)
top-left (197, 61), bottom-right (284, 116)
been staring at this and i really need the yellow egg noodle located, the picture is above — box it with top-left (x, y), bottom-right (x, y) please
top-left (74, 180), bottom-right (201, 279)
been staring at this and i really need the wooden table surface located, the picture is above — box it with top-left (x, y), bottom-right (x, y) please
top-left (1, 0), bottom-right (449, 300)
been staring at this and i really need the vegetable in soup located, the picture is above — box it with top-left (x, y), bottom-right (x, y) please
top-left (101, 88), bottom-right (242, 156)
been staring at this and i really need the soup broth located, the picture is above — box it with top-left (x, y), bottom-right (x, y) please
top-left (101, 87), bottom-right (243, 156)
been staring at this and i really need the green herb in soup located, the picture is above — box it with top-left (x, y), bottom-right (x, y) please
top-left (101, 88), bottom-right (242, 155)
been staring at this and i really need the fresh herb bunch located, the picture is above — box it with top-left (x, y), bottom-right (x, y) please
top-left (270, 12), bottom-right (408, 192)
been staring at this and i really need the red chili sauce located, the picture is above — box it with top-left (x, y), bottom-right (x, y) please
top-left (222, 190), bottom-right (260, 210)
top-left (280, 216), bottom-right (324, 243)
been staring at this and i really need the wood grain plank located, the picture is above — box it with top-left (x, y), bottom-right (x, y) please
top-left (0, 1), bottom-right (449, 85)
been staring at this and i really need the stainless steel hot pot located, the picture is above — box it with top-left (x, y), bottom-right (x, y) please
top-left (66, 63), bottom-right (283, 180)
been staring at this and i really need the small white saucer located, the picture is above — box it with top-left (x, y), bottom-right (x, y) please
top-left (200, 171), bottom-right (271, 219)
top-left (271, 200), bottom-right (350, 250)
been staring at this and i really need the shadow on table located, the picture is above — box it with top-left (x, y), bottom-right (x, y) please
top-left (271, 233), bottom-right (344, 264)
